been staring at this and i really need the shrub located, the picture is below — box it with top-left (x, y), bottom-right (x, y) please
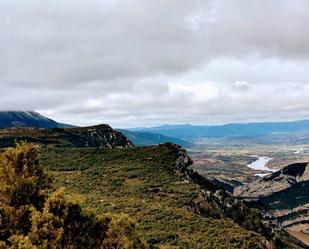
top-left (0, 143), bottom-right (147, 249)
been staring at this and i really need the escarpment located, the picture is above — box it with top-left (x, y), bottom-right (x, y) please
top-left (232, 161), bottom-right (309, 242)
top-left (234, 162), bottom-right (309, 198)
top-left (166, 143), bottom-right (307, 248)
top-left (0, 124), bottom-right (133, 149)
top-left (74, 124), bottom-right (134, 148)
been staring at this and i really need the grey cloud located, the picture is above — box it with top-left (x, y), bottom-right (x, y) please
top-left (4, 0), bottom-right (309, 87)
top-left (1, 0), bottom-right (309, 126)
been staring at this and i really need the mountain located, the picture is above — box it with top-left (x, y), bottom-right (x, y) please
top-left (119, 129), bottom-right (193, 147)
top-left (0, 111), bottom-right (74, 128)
top-left (0, 124), bottom-right (133, 149)
top-left (129, 120), bottom-right (309, 140)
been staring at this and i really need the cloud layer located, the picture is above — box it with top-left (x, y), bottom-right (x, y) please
top-left (1, 0), bottom-right (309, 127)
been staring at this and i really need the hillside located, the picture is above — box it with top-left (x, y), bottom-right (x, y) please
top-left (40, 143), bottom-right (305, 248)
top-left (0, 111), bottom-right (74, 128)
top-left (0, 143), bottom-right (147, 248)
top-left (119, 129), bottom-right (192, 147)
top-left (129, 120), bottom-right (309, 140)
top-left (0, 124), bottom-right (133, 149)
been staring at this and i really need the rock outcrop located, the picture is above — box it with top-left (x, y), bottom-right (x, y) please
top-left (234, 162), bottom-right (309, 238)
top-left (234, 162), bottom-right (309, 197)
top-left (83, 125), bottom-right (133, 148)
top-left (0, 124), bottom-right (133, 149)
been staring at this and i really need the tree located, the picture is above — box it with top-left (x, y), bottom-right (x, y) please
top-left (0, 143), bottom-right (147, 249)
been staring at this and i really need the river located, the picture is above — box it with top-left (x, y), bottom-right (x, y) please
top-left (247, 156), bottom-right (277, 177)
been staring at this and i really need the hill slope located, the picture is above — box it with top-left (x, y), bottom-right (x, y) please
top-left (0, 111), bottom-right (74, 128)
top-left (40, 143), bottom-right (305, 248)
top-left (0, 127), bottom-right (305, 247)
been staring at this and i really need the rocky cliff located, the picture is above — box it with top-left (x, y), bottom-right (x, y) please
top-left (74, 124), bottom-right (134, 148)
top-left (233, 162), bottom-right (309, 238)
top-left (234, 162), bottom-right (309, 197)
top-left (166, 143), bottom-right (307, 248)
top-left (0, 124), bottom-right (133, 149)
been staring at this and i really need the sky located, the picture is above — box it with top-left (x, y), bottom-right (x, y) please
top-left (1, 0), bottom-right (309, 127)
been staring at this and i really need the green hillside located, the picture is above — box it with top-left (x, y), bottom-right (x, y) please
top-left (40, 144), bottom-right (304, 249)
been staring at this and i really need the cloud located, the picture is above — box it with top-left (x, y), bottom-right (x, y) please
top-left (0, 0), bottom-right (309, 127)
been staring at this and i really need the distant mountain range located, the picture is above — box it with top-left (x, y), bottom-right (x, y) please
top-left (0, 111), bottom-right (74, 128)
top-left (128, 120), bottom-right (309, 141)
top-left (119, 129), bottom-right (192, 147)
top-left (2, 111), bottom-right (309, 146)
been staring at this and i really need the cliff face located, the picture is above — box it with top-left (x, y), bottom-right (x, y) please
top-left (234, 162), bottom-right (309, 197)
top-left (166, 143), bottom-right (306, 249)
top-left (233, 162), bottom-right (309, 238)
top-left (71, 124), bottom-right (134, 148)
top-left (0, 124), bottom-right (133, 149)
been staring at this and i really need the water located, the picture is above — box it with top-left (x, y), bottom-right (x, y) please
top-left (247, 156), bottom-right (277, 177)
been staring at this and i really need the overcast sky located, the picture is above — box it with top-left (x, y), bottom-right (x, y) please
top-left (1, 0), bottom-right (309, 127)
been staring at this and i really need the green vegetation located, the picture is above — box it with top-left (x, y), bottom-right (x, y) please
top-left (0, 125), bottom-right (132, 149)
top-left (41, 145), bottom-right (269, 249)
top-left (0, 141), bottom-right (304, 248)
top-left (0, 143), bottom-right (146, 248)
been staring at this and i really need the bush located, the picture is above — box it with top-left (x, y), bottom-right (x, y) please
top-left (0, 143), bottom-right (147, 249)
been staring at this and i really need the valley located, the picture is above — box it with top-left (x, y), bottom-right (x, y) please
top-left (189, 141), bottom-right (309, 245)
top-left (190, 141), bottom-right (309, 184)
top-left (3, 1), bottom-right (309, 248)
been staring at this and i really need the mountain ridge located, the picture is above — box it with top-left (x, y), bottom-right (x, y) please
top-left (128, 119), bottom-right (309, 140)
top-left (0, 111), bottom-right (74, 129)
top-left (0, 124), bottom-right (133, 149)
top-left (0, 111), bottom-right (194, 148)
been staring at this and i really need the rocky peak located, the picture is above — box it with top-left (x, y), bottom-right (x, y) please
top-left (84, 124), bottom-right (133, 148)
